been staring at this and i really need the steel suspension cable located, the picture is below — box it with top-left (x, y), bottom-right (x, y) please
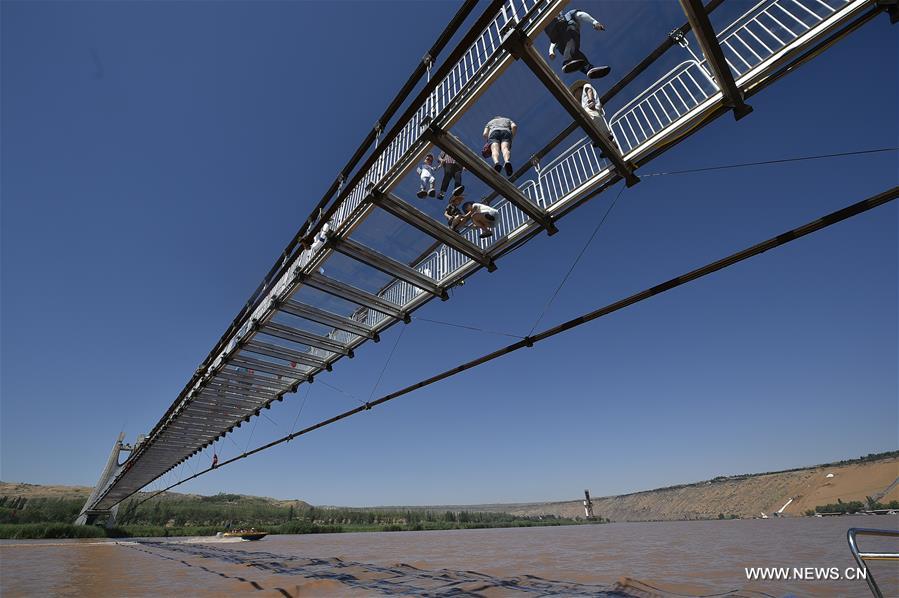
top-left (132, 186), bottom-right (897, 507)
top-left (643, 147), bottom-right (898, 178)
top-left (529, 184), bottom-right (626, 335)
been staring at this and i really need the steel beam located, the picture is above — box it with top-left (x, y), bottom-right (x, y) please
top-left (156, 432), bottom-right (216, 445)
top-left (191, 399), bottom-right (258, 413)
top-left (231, 355), bottom-right (310, 380)
top-left (158, 431), bottom-right (221, 445)
top-left (188, 401), bottom-right (261, 417)
top-left (424, 125), bottom-right (557, 234)
top-left (276, 301), bottom-right (378, 341)
top-left (164, 414), bottom-right (236, 431)
top-left (201, 383), bottom-right (275, 401)
top-left (192, 394), bottom-right (264, 410)
top-left (216, 370), bottom-right (295, 391)
top-left (502, 28), bottom-right (640, 187)
top-left (303, 272), bottom-right (409, 322)
top-left (330, 237), bottom-right (448, 300)
top-left (153, 432), bottom-right (209, 445)
top-left (370, 191), bottom-right (496, 271)
top-left (205, 376), bottom-right (280, 393)
top-left (678, 0), bottom-right (753, 120)
top-left (261, 320), bottom-right (355, 355)
top-left (243, 340), bottom-right (331, 370)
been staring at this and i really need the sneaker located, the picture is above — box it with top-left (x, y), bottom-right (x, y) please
top-left (428, 188), bottom-right (436, 197)
top-left (453, 185), bottom-right (465, 196)
top-left (562, 59), bottom-right (585, 74)
top-left (493, 163), bottom-right (502, 173)
top-left (587, 65), bottom-right (611, 79)
top-left (504, 162), bottom-right (513, 176)
top-left (479, 230), bottom-right (494, 239)
top-left (416, 190), bottom-right (427, 199)
top-left (438, 193), bottom-right (445, 200)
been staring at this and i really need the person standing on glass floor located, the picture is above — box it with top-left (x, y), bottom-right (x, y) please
top-left (546, 8), bottom-right (611, 79)
top-left (570, 79), bottom-right (618, 158)
top-left (417, 153), bottom-right (437, 198)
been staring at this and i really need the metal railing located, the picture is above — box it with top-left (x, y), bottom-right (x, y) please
top-left (847, 528), bottom-right (899, 598)
top-left (715, 0), bottom-right (847, 78)
top-left (609, 60), bottom-right (719, 154)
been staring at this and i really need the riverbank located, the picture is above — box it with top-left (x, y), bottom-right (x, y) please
top-left (3, 451), bottom-right (895, 536)
top-left (0, 516), bottom-right (596, 540)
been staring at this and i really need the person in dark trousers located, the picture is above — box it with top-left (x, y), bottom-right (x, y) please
top-left (437, 151), bottom-right (464, 200)
top-left (444, 195), bottom-right (465, 231)
top-left (546, 9), bottom-right (610, 79)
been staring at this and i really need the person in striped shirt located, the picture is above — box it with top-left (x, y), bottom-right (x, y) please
top-left (437, 151), bottom-right (465, 200)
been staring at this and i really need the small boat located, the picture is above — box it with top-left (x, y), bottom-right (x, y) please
top-left (221, 528), bottom-right (268, 541)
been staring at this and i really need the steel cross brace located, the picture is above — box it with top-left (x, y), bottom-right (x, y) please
top-left (502, 28), bottom-right (640, 187)
top-left (369, 190), bottom-right (496, 271)
top-left (424, 124), bottom-right (558, 234)
top-left (329, 237), bottom-right (449, 300)
top-left (244, 339), bottom-right (331, 370)
top-left (260, 319), bottom-right (356, 355)
top-left (275, 301), bottom-right (378, 341)
top-left (678, 0), bottom-right (753, 120)
top-left (303, 272), bottom-right (410, 322)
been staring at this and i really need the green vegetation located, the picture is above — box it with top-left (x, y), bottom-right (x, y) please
top-left (0, 493), bottom-right (603, 539)
top-left (809, 497), bottom-right (899, 515)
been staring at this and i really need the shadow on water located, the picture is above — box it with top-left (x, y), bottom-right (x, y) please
top-left (126, 540), bottom-right (775, 597)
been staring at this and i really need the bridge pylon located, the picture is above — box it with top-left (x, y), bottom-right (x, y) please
top-left (75, 432), bottom-right (138, 527)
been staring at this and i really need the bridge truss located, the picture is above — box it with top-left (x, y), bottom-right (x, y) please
top-left (78, 0), bottom-right (894, 522)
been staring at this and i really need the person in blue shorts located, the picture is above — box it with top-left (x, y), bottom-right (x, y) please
top-left (483, 116), bottom-right (517, 177)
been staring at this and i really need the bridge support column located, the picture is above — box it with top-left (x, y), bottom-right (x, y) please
top-left (74, 432), bottom-right (132, 526)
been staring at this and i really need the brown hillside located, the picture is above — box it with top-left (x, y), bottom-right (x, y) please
top-left (496, 457), bottom-right (899, 521)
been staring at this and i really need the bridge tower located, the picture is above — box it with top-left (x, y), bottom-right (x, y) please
top-left (74, 432), bottom-right (138, 527)
top-left (583, 490), bottom-right (595, 519)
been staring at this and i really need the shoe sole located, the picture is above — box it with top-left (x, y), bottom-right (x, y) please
top-left (562, 59), bottom-right (585, 73)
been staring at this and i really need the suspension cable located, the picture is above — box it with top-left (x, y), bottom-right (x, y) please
top-left (131, 186), bottom-right (897, 507)
top-left (529, 184), bottom-right (626, 335)
top-left (643, 147), bottom-right (897, 178)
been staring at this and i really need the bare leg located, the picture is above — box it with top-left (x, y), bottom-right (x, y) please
top-left (490, 141), bottom-right (501, 164)
top-left (500, 140), bottom-right (512, 163)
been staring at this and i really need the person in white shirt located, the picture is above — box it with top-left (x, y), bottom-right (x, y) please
top-left (416, 154), bottom-right (437, 198)
top-left (570, 79), bottom-right (618, 158)
top-left (461, 201), bottom-right (499, 239)
top-left (546, 9), bottom-right (610, 79)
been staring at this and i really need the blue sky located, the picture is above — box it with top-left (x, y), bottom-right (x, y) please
top-left (1, 1), bottom-right (896, 507)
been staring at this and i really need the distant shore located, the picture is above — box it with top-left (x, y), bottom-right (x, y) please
top-left (2, 451), bottom-right (895, 539)
top-left (0, 517), bottom-right (604, 540)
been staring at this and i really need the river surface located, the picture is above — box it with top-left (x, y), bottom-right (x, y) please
top-left (1, 516), bottom-right (896, 597)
